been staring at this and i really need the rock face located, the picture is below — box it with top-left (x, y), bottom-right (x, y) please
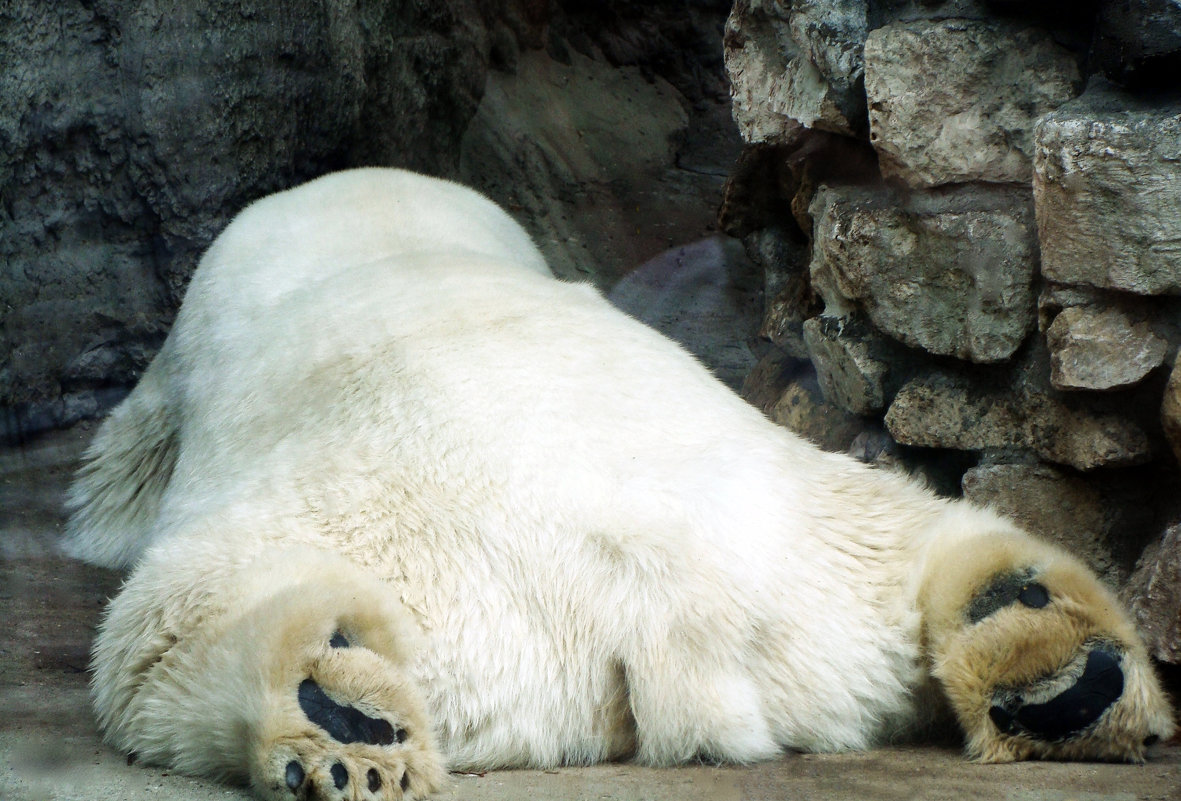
top-left (864, 20), bottom-right (1080, 187)
top-left (725, 0), bottom-right (1181, 662)
top-left (1125, 523), bottom-right (1181, 664)
top-left (1045, 306), bottom-right (1169, 390)
top-left (1034, 81), bottom-right (1181, 296)
top-left (1, 0), bottom-right (487, 442)
top-left (2, 0), bottom-right (742, 443)
top-left (809, 185), bottom-right (1038, 363)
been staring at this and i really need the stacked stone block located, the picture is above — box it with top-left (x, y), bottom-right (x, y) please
top-left (723, 0), bottom-right (1181, 664)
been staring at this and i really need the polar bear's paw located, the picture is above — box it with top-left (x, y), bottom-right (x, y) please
top-left (931, 559), bottom-right (1175, 764)
top-left (251, 632), bottom-right (444, 800)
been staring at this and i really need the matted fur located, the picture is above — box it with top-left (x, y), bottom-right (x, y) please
top-left (64, 169), bottom-right (1174, 799)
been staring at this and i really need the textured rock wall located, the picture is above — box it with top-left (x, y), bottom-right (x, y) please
top-left (1, 0), bottom-right (741, 443)
top-left (723, 0), bottom-right (1181, 664)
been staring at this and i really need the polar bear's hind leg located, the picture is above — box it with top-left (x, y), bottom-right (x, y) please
top-left (92, 547), bottom-right (446, 800)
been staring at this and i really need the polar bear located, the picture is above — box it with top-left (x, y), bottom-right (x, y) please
top-left (65, 168), bottom-right (1173, 800)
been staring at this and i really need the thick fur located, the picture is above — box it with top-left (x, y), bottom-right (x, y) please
top-left (65, 169), bottom-right (1174, 799)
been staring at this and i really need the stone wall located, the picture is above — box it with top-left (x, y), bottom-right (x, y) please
top-left (722, 0), bottom-right (1181, 664)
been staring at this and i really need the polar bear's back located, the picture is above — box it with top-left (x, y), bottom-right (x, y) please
top-left (168, 250), bottom-right (806, 553)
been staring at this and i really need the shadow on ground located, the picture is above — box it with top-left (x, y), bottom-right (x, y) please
top-left (1, 427), bottom-right (1178, 801)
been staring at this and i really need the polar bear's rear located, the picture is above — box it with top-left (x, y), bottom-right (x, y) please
top-left (66, 169), bottom-right (1173, 800)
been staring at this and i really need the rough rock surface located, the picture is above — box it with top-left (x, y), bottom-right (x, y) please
top-left (864, 19), bottom-right (1080, 187)
top-left (724, 0), bottom-right (867, 141)
top-left (1045, 305), bottom-right (1169, 390)
top-left (1, 0), bottom-right (487, 442)
top-left (1163, 353), bottom-right (1181, 467)
top-left (885, 373), bottom-right (1152, 470)
top-left (962, 463), bottom-right (1117, 584)
top-left (1034, 80), bottom-right (1181, 296)
top-left (2, 0), bottom-right (741, 444)
top-left (1125, 523), bottom-right (1181, 664)
top-left (809, 185), bottom-right (1038, 363)
top-left (802, 316), bottom-right (890, 416)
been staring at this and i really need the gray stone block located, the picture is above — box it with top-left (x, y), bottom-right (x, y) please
top-left (885, 372), bottom-right (1152, 470)
top-left (864, 19), bottom-right (1080, 187)
top-left (1045, 306), bottom-right (1169, 390)
top-left (1033, 80), bottom-right (1181, 295)
top-left (809, 184), bottom-right (1038, 363)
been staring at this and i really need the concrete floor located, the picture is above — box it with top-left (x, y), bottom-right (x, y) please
top-left (2, 426), bottom-right (1179, 801)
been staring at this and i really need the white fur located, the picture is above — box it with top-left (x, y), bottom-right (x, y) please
top-left (64, 169), bottom-right (1172, 790)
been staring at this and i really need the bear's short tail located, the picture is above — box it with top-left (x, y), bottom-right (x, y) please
top-left (63, 356), bottom-right (179, 570)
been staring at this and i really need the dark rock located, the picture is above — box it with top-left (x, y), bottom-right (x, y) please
top-left (1092, 0), bottom-right (1181, 89)
top-left (1, 0), bottom-right (486, 430)
top-left (1163, 353), bottom-right (1181, 467)
top-left (1124, 522), bottom-right (1181, 664)
top-left (963, 463), bottom-right (1119, 585)
top-left (802, 316), bottom-right (892, 416)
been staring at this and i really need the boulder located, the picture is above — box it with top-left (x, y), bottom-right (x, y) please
top-left (1033, 79), bottom-right (1181, 296)
top-left (962, 463), bottom-right (1118, 584)
top-left (809, 184), bottom-right (1037, 363)
top-left (724, 0), bottom-right (867, 140)
top-left (1124, 523), bottom-right (1181, 664)
top-left (1045, 306), bottom-right (1169, 390)
top-left (885, 372), bottom-right (1152, 470)
top-left (864, 19), bottom-right (1080, 187)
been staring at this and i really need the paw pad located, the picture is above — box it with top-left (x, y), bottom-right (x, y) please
top-left (330, 761), bottom-right (348, 789)
top-left (298, 678), bottom-right (398, 745)
top-left (285, 760), bottom-right (304, 791)
top-left (989, 646), bottom-right (1124, 742)
top-left (967, 569), bottom-right (1051, 623)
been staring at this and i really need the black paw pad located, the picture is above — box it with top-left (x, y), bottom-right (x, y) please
top-left (285, 760), bottom-right (305, 791)
top-left (967, 569), bottom-right (1051, 623)
top-left (1017, 582), bottom-right (1049, 609)
top-left (298, 678), bottom-right (397, 745)
top-left (331, 761), bottom-right (349, 789)
top-left (990, 647), bottom-right (1125, 742)
top-left (368, 767), bottom-right (382, 792)
top-left (329, 631), bottom-right (350, 648)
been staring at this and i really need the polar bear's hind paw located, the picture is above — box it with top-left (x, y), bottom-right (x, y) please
top-left (926, 539), bottom-right (1175, 764)
top-left (251, 624), bottom-right (444, 800)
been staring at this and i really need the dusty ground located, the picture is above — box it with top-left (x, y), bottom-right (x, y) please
top-left (2, 426), bottom-right (1179, 801)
